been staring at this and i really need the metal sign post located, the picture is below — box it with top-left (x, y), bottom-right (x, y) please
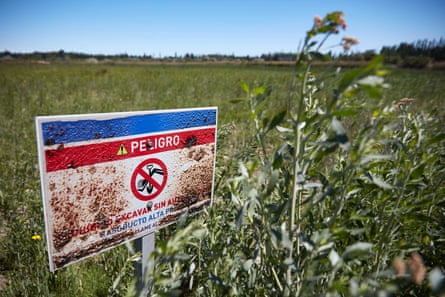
top-left (134, 233), bottom-right (155, 297)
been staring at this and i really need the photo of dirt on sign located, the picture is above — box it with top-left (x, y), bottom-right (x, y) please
top-left (159, 143), bottom-right (215, 226)
top-left (47, 164), bottom-right (134, 268)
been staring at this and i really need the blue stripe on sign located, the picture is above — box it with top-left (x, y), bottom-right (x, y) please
top-left (41, 109), bottom-right (217, 145)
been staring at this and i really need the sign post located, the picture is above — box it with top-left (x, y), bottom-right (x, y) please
top-left (35, 107), bottom-right (218, 278)
top-left (134, 233), bottom-right (155, 296)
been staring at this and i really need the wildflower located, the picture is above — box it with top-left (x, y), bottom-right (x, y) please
top-left (337, 13), bottom-right (347, 30)
top-left (32, 234), bottom-right (41, 241)
top-left (400, 97), bottom-right (414, 103)
top-left (341, 36), bottom-right (359, 51)
top-left (392, 98), bottom-right (414, 110)
top-left (392, 257), bottom-right (406, 275)
top-left (408, 253), bottom-right (425, 285)
top-left (314, 16), bottom-right (323, 29)
top-left (342, 36), bottom-right (359, 45)
top-left (392, 253), bottom-right (426, 285)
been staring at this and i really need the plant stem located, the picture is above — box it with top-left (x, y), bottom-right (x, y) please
top-left (285, 52), bottom-right (313, 297)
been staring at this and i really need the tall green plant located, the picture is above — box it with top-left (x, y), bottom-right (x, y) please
top-left (149, 11), bottom-right (445, 297)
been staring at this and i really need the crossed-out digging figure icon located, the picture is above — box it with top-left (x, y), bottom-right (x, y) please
top-left (137, 164), bottom-right (164, 194)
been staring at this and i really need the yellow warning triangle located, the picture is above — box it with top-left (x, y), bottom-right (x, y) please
top-left (117, 144), bottom-right (128, 155)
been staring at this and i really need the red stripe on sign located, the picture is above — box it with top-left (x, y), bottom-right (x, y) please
top-left (45, 127), bottom-right (216, 172)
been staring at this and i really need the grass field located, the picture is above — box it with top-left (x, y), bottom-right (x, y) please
top-left (0, 62), bottom-right (444, 296)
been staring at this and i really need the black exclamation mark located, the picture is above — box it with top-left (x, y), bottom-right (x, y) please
top-left (117, 144), bottom-right (128, 155)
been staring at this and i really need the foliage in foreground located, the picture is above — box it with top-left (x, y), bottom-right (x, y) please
top-left (149, 12), bottom-right (445, 297)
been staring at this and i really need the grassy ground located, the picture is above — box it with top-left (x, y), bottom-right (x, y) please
top-left (0, 62), bottom-right (444, 296)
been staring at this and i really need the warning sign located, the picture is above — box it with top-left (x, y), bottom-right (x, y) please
top-left (117, 144), bottom-right (128, 155)
top-left (131, 158), bottom-right (168, 201)
top-left (35, 107), bottom-right (217, 271)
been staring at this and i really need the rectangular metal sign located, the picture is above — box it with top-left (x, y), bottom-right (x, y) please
top-left (35, 107), bottom-right (217, 271)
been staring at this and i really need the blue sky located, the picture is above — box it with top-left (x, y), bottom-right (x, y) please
top-left (0, 0), bottom-right (444, 57)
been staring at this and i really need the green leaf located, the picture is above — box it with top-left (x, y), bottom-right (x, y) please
top-left (342, 242), bottom-right (373, 260)
top-left (270, 227), bottom-right (281, 248)
top-left (253, 85), bottom-right (272, 106)
top-left (409, 162), bottom-right (426, 179)
top-left (267, 109), bottom-right (287, 132)
top-left (337, 55), bottom-right (384, 93)
top-left (240, 81), bottom-right (249, 94)
top-left (247, 196), bottom-right (260, 221)
top-left (192, 228), bottom-right (207, 238)
top-left (303, 182), bottom-right (323, 190)
top-left (404, 213), bottom-right (437, 224)
top-left (360, 154), bottom-right (394, 165)
top-left (317, 25), bottom-right (331, 34)
top-left (332, 109), bottom-right (359, 117)
top-left (266, 170), bottom-right (279, 194)
top-left (253, 85), bottom-right (267, 96)
top-left (427, 132), bottom-right (445, 146)
top-left (338, 68), bottom-right (362, 92)
top-left (364, 54), bottom-right (384, 71)
top-left (313, 142), bottom-right (339, 162)
top-left (371, 175), bottom-right (393, 190)
top-left (331, 117), bottom-right (346, 136)
top-left (236, 203), bottom-right (248, 230)
top-left (328, 249), bottom-right (340, 266)
top-left (280, 230), bottom-right (292, 250)
top-left (243, 259), bottom-right (254, 271)
top-left (406, 178), bottom-right (427, 190)
top-left (326, 11), bottom-right (343, 22)
top-left (359, 84), bottom-right (383, 99)
top-left (331, 117), bottom-right (349, 148)
top-left (317, 242), bottom-right (334, 253)
top-left (331, 282), bottom-right (349, 295)
top-left (276, 125), bottom-right (292, 133)
top-left (266, 199), bottom-right (288, 223)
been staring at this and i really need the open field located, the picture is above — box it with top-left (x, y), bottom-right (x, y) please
top-left (1, 62), bottom-right (444, 296)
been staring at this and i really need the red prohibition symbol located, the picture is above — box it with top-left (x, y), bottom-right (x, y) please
top-left (131, 158), bottom-right (168, 201)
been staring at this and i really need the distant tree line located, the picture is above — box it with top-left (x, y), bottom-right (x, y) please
top-left (380, 38), bottom-right (445, 68)
top-left (259, 38), bottom-right (445, 68)
top-left (1, 38), bottom-right (444, 68)
top-left (0, 49), bottom-right (148, 62)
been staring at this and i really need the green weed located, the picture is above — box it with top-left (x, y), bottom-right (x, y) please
top-left (148, 12), bottom-right (445, 297)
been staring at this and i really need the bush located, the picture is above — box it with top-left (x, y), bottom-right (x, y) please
top-left (149, 11), bottom-right (445, 297)
top-left (402, 56), bottom-right (432, 68)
